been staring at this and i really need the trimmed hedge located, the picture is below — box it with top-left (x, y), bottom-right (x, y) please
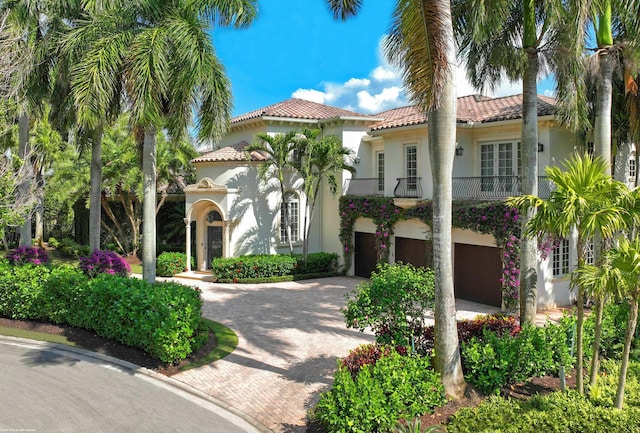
top-left (157, 252), bottom-right (195, 277)
top-left (211, 252), bottom-right (339, 281)
top-left (0, 261), bottom-right (203, 363)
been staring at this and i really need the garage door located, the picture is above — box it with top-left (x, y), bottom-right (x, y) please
top-left (395, 237), bottom-right (431, 268)
top-left (454, 243), bottom-right (502, 307)
top-left (354, 232), bottom-right (377, 278)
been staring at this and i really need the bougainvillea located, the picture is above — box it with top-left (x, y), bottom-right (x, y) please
top-left (79, 249), bottom-right (131, 278)
top-left (7, 246), bottom-right (50, 266)
top-left (339, 197), bottom-right (522, 311)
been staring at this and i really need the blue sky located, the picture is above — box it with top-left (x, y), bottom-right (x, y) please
top-left (212, 1), bottom-right (555, 117)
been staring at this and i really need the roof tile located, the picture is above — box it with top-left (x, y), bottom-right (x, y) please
top-left (232, 98), bottom-right (376, 123)
top-left (193, 141), bottom-right (265, 163)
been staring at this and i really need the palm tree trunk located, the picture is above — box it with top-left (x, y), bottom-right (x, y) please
top-left (142, 128), bottom-right (157, 283)
top-left (18, 113), bottom-right (32, 247)
top-left (615, 295), bottom-right (639, 409)
top-left (589, 294), bottom-right (605, 388)
top-left (576, 237), bottom-right (585, 394)
top-left (89, 127), bottom-right (103, 251)
top-left (430, 14), bottom-right (465, 398)
top-left (595, 51), bottom-right (613, 175)
top-left (520, 44), bottom-right (539, 323)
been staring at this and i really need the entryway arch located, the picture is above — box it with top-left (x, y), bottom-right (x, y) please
top-left (184, 199), bottom-right (229, 271)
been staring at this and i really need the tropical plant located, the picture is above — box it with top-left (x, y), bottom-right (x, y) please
top-left (575, 237), bottom-right (640, 409)
top-left (326, 0), bottom-right (467, 398)
top-left (294, 128), bottom-right (354, 258)
top-left (453, 0), bottom-right (572, 324)
top-left (247, 130), bottom-right (301, 253)
top-left (509, 153), bottom-right (630, 393)
top-left (64, 0), bottom-right (257, 282)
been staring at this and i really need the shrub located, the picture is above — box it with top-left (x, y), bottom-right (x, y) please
top-left (79, 249), bottom-right (130, 278)
top-left (447, 391), bottom-right (640, 433)
top-left (340, 343), bottom-right (394, 379)
top-left (0, 264), bottom-right (202, 363)
top-left (583, 301), bottom-right (640, 362)
top-left (157, 252), bottom-right (195, 277)
top-left (343, 263), bottom-right (435, 346)
top-left (54, 238), bottom-right (91, 258)
top-left (294, 252), bottom-right (339, 274)
top-left (461, 323), bottom-right (572, 395)
top-left (7, 246), bottom-right (49, 266)
top-left (211, 254), bottom-right (298, 280)
top-left (314, 349), bottom-right (446, 433)
top-left (413, 314), bottom-right (520, 355)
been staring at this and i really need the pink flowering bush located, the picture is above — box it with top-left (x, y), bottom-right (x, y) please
top-left (7, 246), bottom-right (50, 266)
top-left (79, 249), bottom-right (130, 278)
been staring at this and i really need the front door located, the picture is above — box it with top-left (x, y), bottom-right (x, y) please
top-left (207, 225), bottom-right (223, 268)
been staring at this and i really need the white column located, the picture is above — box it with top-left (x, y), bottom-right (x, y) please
top-left (223, 221), bottom-right (230, 258)
top-left (184, 218), bottom-right (191, 272)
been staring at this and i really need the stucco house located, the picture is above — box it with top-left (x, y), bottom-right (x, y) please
top-left (183, 95), bottom-right (636, 311)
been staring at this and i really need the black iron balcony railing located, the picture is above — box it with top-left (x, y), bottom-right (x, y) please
top-left (452, 176), bottom-right (554, 200)
top-left (394, 177), bottom-right (422, 198)
top-left (343, 178), bottom-right (384, 196)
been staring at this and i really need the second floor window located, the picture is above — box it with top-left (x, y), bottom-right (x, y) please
top-left (629, 155), bottom-right (637, 185)
top-left (553, 238), bottom-right (570, 277)
top-left (405, 145), bottom-right (417, 190)
top-left (376, 151), bottom-right (385, 193)
top-left (280, 192), bottom-right (299, 243)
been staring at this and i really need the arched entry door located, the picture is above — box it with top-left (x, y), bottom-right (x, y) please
top-left (206, 209), bottom-right (224, 268)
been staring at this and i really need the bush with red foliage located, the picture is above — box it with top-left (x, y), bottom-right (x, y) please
top-left (339, 344), bottom-right (419, 379)
top-left (391, 314), bottom-right (521, 356)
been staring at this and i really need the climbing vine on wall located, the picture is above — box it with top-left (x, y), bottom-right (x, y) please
top-left (339, 196), bottom-right (521, 311)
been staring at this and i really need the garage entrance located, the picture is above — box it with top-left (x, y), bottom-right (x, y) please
top-left (454, 243), bottom-right (502, 307)
top-left (354, 232), bottom-right (377, 278)
top-left (395, 237), bottom-right (431, 268)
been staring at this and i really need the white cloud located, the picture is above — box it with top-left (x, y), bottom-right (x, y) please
top-left (344, 78), bottom-right (371, 88)
top-left (371, 66), bottom-right (399, 82)
top-left (357, 87), bottom-right (403, 113)
top-left (291, 88), bottom-right (331, 104)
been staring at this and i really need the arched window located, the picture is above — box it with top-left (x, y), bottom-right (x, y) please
top-left (207, 210), bottom-right (223, 223)
top-left (280, 192), bottom-right (299, 243)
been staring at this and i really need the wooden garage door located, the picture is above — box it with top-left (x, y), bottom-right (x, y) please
top-left (395, 237), bottom-right (429, 268)
top-left (354, 232), bottom-right (377, 278)
top-left (454, 243), bottom-right (502, 307)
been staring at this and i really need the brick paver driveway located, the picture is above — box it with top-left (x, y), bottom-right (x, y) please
top-left (172, 276), bottom-right (375, 433)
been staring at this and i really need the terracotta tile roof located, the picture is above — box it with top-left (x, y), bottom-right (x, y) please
top-left (371, 94), bottom-right (557, 131)
top-left (192, 141), bottom-right (266, 163)
top-left (231, 98), bottom-right (377, 124)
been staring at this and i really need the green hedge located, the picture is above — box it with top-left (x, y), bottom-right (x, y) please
top-left (211, 252), bottom-right (339, 281)
top-left (157, 252), bottom-right (195, 277)
top-left (0, 261), bottom-right (203, 363)
top-left (314, 349), bottom-right (446, 433)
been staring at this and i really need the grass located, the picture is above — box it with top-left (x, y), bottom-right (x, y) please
top-left (0, 325), bottom-right (82, 347)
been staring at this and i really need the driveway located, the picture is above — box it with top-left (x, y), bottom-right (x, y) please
top-left (0, 337), bottom-right (262, 433)
top-left (171, 276), bottom-right (376, 433)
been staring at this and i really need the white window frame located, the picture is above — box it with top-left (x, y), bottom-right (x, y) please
top-left (629, 154), bottom-right (637, 185)
top-left (479, 141), bottom-right (521, 193)
top-left (376, 151), bottom-right (385, 193)
top-left (405, 144), bottom-right (418, 191)
top-left (280, 192), bottom-right (300, 244)
top-left (553, 238), bottom-right (570, 277)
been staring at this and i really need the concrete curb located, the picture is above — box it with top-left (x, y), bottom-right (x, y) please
top-left (0, 335), bottom-right (271, 433)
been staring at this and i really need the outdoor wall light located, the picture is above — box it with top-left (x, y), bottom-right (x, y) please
top-left (538, 142), bottom-right (544, 152)
top-left (455, 146), bottom-right (464, 156)
top-left (353, 156), bottom-right (361, 164)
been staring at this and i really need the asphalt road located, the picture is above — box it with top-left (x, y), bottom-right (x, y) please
top-left (0, 337), bottom-right (263, 433)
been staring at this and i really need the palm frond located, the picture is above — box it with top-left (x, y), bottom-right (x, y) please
top-left (325, 0), bottom-right (362, 20)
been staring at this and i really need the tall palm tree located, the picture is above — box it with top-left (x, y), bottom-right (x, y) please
top-left (247, 130), bottom-right (300, 253)
top-left (66, 0), bottom-right (257, 282)
top-left (454, 0), bottom-right (572, 323)
top-left (509, 153), bottom-right (629, 393)
top-left (295, 128), bottom-right (355, 259)
top-left (326, 0), bottom-right (467, 398)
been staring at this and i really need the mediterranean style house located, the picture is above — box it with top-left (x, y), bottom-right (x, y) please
top-left (183, 95), bottom-right (637, 311)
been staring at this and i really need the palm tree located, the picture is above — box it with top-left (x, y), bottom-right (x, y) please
top-left (66, 0), bottom-right (257, 282)
top-left (326, 0), bottom-right (467, 398)
top-left (454, 0), bottom-right (574, 323)
top-left (509, 153), bottom-right (629, 393)
top-left (247, 130), bottom-right (300, 253)
top-left (294, 128), bottom-right (355, 259)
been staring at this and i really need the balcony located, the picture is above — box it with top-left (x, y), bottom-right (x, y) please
top-left (343, 178), bottom-right (384, 196)
top-left (452, 176), bottom-right (554, 200)
top-left (394, 177), bottom-right (423, 198)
